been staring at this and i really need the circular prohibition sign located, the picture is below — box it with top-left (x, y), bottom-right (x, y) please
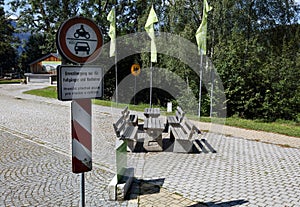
top-left (56, 16), bottom-right (103, 64)
top-left (131, 64), bottom-right (141, 76)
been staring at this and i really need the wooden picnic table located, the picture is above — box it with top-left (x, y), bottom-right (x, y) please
top-left (144, 108), bottom-right (160, 118)
top-left (143, 117), bottom-right (165, 151)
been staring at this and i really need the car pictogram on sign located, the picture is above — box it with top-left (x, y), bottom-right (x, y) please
top-left (75, 42), bottom-right (90, 55)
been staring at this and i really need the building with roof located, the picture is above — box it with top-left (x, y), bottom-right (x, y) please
top-left (29, 53), bottom-right (61, 74)
top-left (25, 53), bottom-right (61, 84)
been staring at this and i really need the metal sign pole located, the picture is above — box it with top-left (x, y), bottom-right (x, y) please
top-left (134, 76), bottom-right (136, 105)
top-left (81, 173), bottom-right (85, 207)
top-left (131, 64), bottom-right (140, 105)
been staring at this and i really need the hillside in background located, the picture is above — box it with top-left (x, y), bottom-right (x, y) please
top-left (10, 20), bottom-right (30, 54)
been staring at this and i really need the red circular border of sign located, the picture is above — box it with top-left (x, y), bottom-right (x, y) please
top-left (57, 17), bottom-right (103, 64)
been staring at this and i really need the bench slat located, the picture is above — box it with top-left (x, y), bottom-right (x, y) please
top-left (170, 118), bottom-right (196, 153)
top-left (170, 118), bottom-right (196, 141)
top-left (167, 106), bottom-right (185, 126)
top-left (122, 126), bottom-right (138, 140)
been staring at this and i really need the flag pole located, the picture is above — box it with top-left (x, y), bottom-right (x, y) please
top-left (198, 51), bottom-right (203, 117)
top-left (210, 60), bottom-right (214, 117)
top-left (115, 47), bottom-right (118, 105)
top-left (114, 7), bottom-right (118, 105)
top-left (145, 5), bottom-right (158, 108)
top-left (196, 0), bottom-right (212, 117)
top-left (107, 7), bottom-right (117, 104)
top-left (150, 61), bottom-right (153, 107)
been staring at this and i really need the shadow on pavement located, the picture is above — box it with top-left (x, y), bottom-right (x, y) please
top-left (188, 199), bottom-right (249, 207)
top-left (132, 138), bottom-right (217, 154)
top-left (126, 178), bottom-right (165, 200)
top-left (195, 139), bottom-right (217, 153)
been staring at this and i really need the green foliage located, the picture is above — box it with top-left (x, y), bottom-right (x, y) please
top-left (19, 34), bottom-right (47, 72)
top-left (4, 0), bottom-right (300, 122)
top-left (0, 0), bottom-right (18, 74)
top-left (211, 0), bottom-right (300, 121)
top-left (9, 0), bottom-right (81, 53)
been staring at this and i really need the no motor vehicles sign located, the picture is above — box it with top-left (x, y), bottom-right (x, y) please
top-left (57, 17), bottom-right (103, 64)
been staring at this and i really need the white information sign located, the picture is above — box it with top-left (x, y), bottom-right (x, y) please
top-left (58, 65), bottom-right (103, 101)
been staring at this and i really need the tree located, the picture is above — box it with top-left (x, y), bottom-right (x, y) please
top-left (0, 0), bottom-right (18, 76)
top-left (7, 0), bottom-right (300, 120)
top-left (211, 0), bottom-right (300, 121)
top-left (9, 0), bottom-right (81, 53)
top-left (19, 33), bottom-right (46, 73)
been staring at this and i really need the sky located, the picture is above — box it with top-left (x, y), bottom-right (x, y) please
top-left (4, 0), bottom-right (10, 12)
top-left (4, 0), bottom-right (17, 19)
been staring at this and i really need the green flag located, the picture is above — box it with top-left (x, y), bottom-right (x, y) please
top-left (195, 0), bottom-right (212, 55)
top-left (145, 5), bottom-right (158, 62)
top-left (107, 7), bottom-right (116, 57)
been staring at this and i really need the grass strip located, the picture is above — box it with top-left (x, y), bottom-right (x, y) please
top-left (0, 79), bottom-right (23, 84)
top-left (23, 86), bottom-right (58, 99)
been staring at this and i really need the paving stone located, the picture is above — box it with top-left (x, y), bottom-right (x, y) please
top-left (1, 84), bottom-right (300, 206)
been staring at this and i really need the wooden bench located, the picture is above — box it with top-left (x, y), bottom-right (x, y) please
top-left (144, 108), bottom-right (160, 118)
top-left (114, 107), bottom-right (129, 132)
top-left (166, 106), bottom-right (185, 132)
top-left (113, 121), bottom-right (138, 152)
top-left (169, 118), bottom-right (197, 153)
top-left (121, 106), bottom-right (138, 126)
top-left (167, 106), bottom-right (185, 124)
top-left (113, 107), bottom-right (138, 151)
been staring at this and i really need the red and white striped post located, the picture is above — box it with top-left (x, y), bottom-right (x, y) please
top-left (71, 99), bottom-right (92, 173)
top-left (71, 99), bottom-right (92, 207)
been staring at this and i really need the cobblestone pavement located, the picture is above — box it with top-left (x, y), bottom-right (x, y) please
top-left (129, 134), bottom-right (300, 206)
top-left (0, 130), bottom-right (134, 206)
top-left (0, 84), bottom-right (300, 206)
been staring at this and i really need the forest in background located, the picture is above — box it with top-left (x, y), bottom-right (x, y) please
top-left (1, 0), bottom-right (299, 121)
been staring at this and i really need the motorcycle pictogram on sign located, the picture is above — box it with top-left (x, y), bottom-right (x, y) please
top-left (74, 25), bottom-right (91, 39)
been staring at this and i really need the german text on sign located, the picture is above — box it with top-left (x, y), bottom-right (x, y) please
top-left (57, 65), bottom-right (103, 101)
